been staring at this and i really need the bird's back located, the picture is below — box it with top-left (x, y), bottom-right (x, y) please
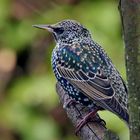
top-left (51, 39), bottom-right (129, 124)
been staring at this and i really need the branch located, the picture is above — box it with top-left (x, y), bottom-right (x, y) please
top-left (56, 82), bottom-right (119, 140)
top-left (119, 1), bottom-right (140, 140)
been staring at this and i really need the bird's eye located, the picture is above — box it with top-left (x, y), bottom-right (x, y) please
top-left (82, 28), bottom-right (88, 33)
top-left (81, 28), bottom-right (89, 37)
top-left (53, 27), bottom-right (64, 34)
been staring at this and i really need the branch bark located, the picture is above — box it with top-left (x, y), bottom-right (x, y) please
top-left (119, 1), bottom-right (140, 140)
top-left (56, 82), bottom-right (119, 140)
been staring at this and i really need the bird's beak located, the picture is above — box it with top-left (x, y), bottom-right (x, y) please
top-left (32, 24), bottom-right (54, 32)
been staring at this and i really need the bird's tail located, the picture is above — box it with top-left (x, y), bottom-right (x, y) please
top-left (103, 97), bottom-right (129, 124)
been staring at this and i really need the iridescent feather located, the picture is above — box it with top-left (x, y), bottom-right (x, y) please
top-left (54, 41), bottom-right (129, 123)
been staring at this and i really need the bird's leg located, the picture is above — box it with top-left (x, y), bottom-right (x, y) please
top-left (75, 108), bottom-right (99, 134)
top-left (63, 98), bottom-right (77, 108)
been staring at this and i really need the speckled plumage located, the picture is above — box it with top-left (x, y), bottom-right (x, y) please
top-left (34, 20), bottom-right (129, 124)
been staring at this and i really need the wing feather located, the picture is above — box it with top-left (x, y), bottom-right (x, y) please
top-left (55, 43), bottom-right (129, 123)
top-left (57, 66), bottom-right (114, 100)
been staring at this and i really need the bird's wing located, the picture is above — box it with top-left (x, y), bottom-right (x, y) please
top-left (56, 43), bottom-right (115, 100)
top-left (56, 42), bottom-right (129, 123)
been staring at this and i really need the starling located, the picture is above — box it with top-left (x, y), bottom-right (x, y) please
top-left (33, 20), bottom-right (129, 130)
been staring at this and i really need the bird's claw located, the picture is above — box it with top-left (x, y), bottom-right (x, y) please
top-left (75, 117), bottom-right (88, 135)
top-left (75, 116), bottom-right (106, 135)
top-left (75, 108), bottom-right (106, 135)
top-left (63, 98), bottom-right (77, 109)
top-left (95, 118), bottom-right (106, 128)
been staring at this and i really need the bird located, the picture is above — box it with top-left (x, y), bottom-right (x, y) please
top-left (33, 19), bottom-right (129, 132)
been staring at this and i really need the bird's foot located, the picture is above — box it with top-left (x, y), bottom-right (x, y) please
top-left (75, 108), bottom-right (99, 135)
top-left (94, 118), bottom-right (106, 128)
top-left (63, 98), bottom-right (77, 109)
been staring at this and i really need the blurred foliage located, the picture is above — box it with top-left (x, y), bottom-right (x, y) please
top-left (0, 0), bottom-right (129, 140)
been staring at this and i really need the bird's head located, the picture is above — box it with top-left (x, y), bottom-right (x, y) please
top-left (33, 19), bottom-right (91, 44)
